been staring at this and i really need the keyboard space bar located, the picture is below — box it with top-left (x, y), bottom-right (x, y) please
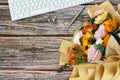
top-left (29, 8), bottom-right (50, 16)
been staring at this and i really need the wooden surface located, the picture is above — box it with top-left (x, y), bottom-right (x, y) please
top-left (0, 0), bottom-right (119, 80)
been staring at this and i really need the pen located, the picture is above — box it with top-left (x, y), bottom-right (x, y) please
top-left (66, 6), bottom-right (85, 31)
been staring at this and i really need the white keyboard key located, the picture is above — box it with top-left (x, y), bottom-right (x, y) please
top-left (11, 15), bottom-right (18, 20)
top-left (18, 14), bottom-right (24, 19)
top-left (30, 8), bottom-right (50, 16)
top-left (8, 0), bottom-right (94, 21)
top-left (23, 12), bottom-right (30, 17)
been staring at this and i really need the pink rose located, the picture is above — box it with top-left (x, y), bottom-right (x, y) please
top-left (94, 25), bottom-right (107, 39)
top-left (88, 45), bottom-right (102, 63)
top-left (94, 9), bottom-right (105, 17)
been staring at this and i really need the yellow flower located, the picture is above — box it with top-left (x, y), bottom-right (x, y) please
top-left (82, 32), bottom-right (94, 55)
top-left (94, 12), bottom-right (108, 24)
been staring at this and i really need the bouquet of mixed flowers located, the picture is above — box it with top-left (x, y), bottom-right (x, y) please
top-left (58, 1), bottom-right (120, 80)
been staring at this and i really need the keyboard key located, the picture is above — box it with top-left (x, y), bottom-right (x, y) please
top-left (8, 0), bottom-right (94, 21)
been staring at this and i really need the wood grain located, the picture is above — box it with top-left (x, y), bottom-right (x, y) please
top-left (0, 5), bottom-right (89, 36)
top-left (0, 1), bottom-right (118, 36)
top-left (0, 5), bottom-right (117, 36)
top-left (0, 0), bottom-right (8, 4)
top-left (0, 70), bottom-right (71, 80)
top-left (0, 37), bottom-right (72, 70)
top-left (0, 0), bottom-right (119, 80)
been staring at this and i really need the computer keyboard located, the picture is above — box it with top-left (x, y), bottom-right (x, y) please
top-left (8, 0), bottom-right (94, 21)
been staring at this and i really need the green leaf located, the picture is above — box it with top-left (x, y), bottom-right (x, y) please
top-left (112, 29), bottom-right (119, 35)
top-left (88, 37), bottom-right (96, 45)
top-left (57, 64), bottom-right (69, 73)
top-left (73, 53), bottom-right (87, 65)
top-left (112, 29), bottom-right (120, 45)
top-left (94, 44), bottom-right (106, 56)
top-left (88, 18), bottom-right (95, 24)
top-left (79, 37), bottom-right (83, 45)
top-left (72, 48), bottom-right (83, 53)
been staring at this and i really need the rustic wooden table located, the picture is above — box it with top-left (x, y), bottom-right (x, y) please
top-left (0, 0), bottom-right (119, 80)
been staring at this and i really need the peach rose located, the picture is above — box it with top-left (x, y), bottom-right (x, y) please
top-left (88, 45), bottom-right (102, 63)
top-left (94, 24), bottom-right (107, 39)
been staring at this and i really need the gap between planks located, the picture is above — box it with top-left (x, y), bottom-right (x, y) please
top-left (0, 67), bottom-right (72, 72)
top-left (0, 34), bottom-right (73, 37)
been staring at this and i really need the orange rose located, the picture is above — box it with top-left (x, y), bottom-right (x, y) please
top-left (82, 24), bottom-right (97, 34)
top-left (103, 18), bottom-right (118, 32)
top-left (103, 34), bottom-right (111, 46)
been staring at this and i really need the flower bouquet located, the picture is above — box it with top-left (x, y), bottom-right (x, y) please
top-left (58, 0), bottom-right (120, 80)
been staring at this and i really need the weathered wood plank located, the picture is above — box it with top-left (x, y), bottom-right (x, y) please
top-left (0, 70), bottom-right (71, 80)
top-left (0, 5), bottom-right (89, 36)
top-left (0, 0), bottom-right (118, 80)
top-left (0, 5), bottom-right (117, 36)
top-left (0, 0), bottom-right (8, 4)
top-left (0, 37), bottom-right (72, 70)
